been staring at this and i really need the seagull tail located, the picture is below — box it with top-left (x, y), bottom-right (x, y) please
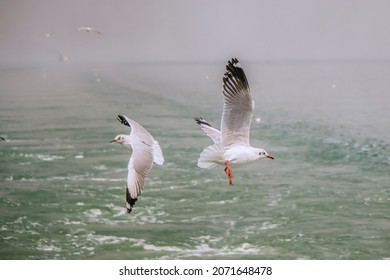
top-left (197, 143), bottom-right (224, 169)
top-left (126, 187), bottom-right (138, 214)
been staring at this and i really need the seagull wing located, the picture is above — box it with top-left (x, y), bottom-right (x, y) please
top-left (93, 29), bottom-right (102, 35)
top-left (127, 145), bottom-right (153, 199)
top-left (194, 117), bottom-right (221, 144)
top-left (78, 26), bottom-right (101, 34)
top-left (220, 58), bottom-right (254, 148)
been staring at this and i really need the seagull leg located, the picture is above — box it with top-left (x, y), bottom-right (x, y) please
top-left (224, 160), bottom-right (233, 185)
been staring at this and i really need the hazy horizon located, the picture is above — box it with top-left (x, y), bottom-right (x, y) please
top-left (1, 0), bottom-right (390, 65)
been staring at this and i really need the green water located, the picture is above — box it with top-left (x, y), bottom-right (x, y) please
top-left (0, 61), bottom-right (389, 259)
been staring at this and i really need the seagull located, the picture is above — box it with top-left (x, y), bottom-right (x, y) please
top-left (110, 115), bottom-right (164, 213)
top-left (195, 58), bottom-right (274, 185)
top-left (77, 26), bottom-right (102, 35)
top-left (42, 32), bottom-right (53, 38)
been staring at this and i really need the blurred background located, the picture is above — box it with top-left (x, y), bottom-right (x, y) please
top-left (1, 0), bottom-right (390, 65)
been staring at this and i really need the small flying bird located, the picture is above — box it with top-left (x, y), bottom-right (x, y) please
top-left (110, 115), bottom-right (164, 213)
top-left (42, 32), bottom-right (53, 38)
top-left (58, 53), bottom-right (69, 62)
top-left (77, 26), bottom-right (102, 35)
top-left (195, 58), bottom-right (274, 185)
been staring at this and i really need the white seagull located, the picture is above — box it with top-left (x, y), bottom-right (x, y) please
top-left (110, 115), bottom-right (164, 213)
top-left (77, 26), bottom-right (102, 35)
top-left (195, 58), bottom-right (274, 185)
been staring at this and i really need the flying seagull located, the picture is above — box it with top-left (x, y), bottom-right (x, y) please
top-left (42, 32), bottom-right (53, 38)
top-left (77, 26), bottom-right (102, 35)
top-left (110, 115), bottom-right (164, 213)
top-left (195, 58), bottom-right (274, 185)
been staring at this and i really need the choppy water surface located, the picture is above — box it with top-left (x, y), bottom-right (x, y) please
top-left (0, 61), bottom-right (389, 259)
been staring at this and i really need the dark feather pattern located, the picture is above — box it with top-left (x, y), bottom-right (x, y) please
top-left (126, 186), bottom-right (138, 214)
top-left (194, 117), bottom-right (213, 127)
top-left (223, 58), bottom-right (250, 97)
top-left (117, 115), bottom-right (130, 127)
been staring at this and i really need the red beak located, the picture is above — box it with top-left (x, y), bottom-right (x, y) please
top-left (109, 139), bottom-right (116, 143)
top-left (266, 155), bottom-right (274, 160)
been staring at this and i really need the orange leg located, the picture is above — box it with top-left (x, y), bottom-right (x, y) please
top-left (224, 160), bottom-right (233, 185)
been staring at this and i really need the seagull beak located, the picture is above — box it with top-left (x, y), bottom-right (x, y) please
top-left (266, 155), bottom-right (274, 160)
top-left (109, 139), bottom-right (117, 143)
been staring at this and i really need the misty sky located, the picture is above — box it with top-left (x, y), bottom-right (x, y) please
top-left (1, 0), bottom-right (390, 64)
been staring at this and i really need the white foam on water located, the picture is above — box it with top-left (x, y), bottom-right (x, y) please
top-left (206, 197), bottom-right (238, 205)
top-left (267, 193), bottom-right (283, 207)
top-left (17, 153), bottom-right (64, 161)
top-left (191, 235), bottom-right (224, 244)
top-left (36, 239), bottom-right (62, 252)
top-left (20, 177), bottom-right (37, 182)
top-left (5, 176), bottom-right (13, 181)
top-left (92, 165), bottom-right (108, 170)
top-left (84, 209), bottom-right (102, 219)
top-left (36, 244), bottom-right (62, 252)
top-left (91, 177), bottom-right (123, 182)
top-left (61, 218), bottom-right (86, 225)
top-left (86, 233), bottom-right (129, 245)
top-left (12, 216), bottom-right (27, 224)
top-left (138, 239), bottom-right (265, 259)
top-left (143, 243), bottom-right (182, 252)
top-left (133, 212), bottom-right (167, 224)
top-left (46, 176), bottom-right (67, 181)
top-left (2, 236), bottom-right (14, 240)
top-left (259, 221), bottom-right (279, 230)
top-left (38, 154), bottom-right (64, 161)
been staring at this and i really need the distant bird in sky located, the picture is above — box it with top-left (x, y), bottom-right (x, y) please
top-left (110, 115), bottom-right (164, 213)
top-left (42, 32), bottom-right (53, 38)
top-left (195, 58), bottom-right (274, 185)
top-left (58, 53), bottom-right (69, 62)
top-left (77, 26), bottom-right (102, 35)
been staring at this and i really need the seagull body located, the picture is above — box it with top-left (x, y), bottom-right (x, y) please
top-left (195, 58), bottom-right (274, 185)
top-left (77, 26), bottom-right (102, 35)
top-left (110, 115), bottom-right (164, 213)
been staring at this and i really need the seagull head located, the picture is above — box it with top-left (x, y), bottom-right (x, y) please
top-left (256, 148), bottom-right (274, 160)
top-left (110, 134), bottom-right (131, 148)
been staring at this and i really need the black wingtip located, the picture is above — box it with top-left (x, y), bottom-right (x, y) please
top-left (126, 187), bottom-right (138, 214)
top-left (117, 114), bottom-right (130, 127)
top-left (226, 58), bottom-right (243, 73)
top-left (228, 57), bottom-right (239, 65)
top-left (194, 117), bottom-right (213, 127)
top-left (223, 58), bottom-right (249, 94)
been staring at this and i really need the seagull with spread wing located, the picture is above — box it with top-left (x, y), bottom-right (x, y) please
top-left (77, 26), bottom-right (102, 35)
top-left (110, 115), bottom-right (164, 213)
top-left (195, 58), bottom-right (274, 185)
